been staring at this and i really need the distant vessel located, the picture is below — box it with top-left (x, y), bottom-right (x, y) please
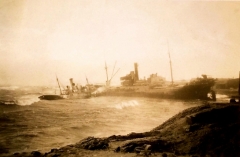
top-left (39, 77), bottom-right (91, 100)
top-left (39, 76), bottom-right (65, 100)
top-left (61, 78), bottom-right (91, 99)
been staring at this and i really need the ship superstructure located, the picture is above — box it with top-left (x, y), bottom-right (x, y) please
top-left (120, 63), bottom-right (166, 87)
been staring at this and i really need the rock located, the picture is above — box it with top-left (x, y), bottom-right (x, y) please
top-left (162, 153), bottom-right (167, 157)
top-left (118, 104), bottom-right (240, 156)
top-left (31, 151), bottom-right (41, 156)
top-left (186, 116), bottom-right (193, 125)
top-left (76, 136), bottom-right (109, 150)
top-left (50, 148), bottom-right (58, 153)
top-left (230, 98), bottom-right (236, 103)
top-left (114, 147), bottom-right (120, 152)
top-left (13, 152), bottom-right (20, 156)
top-left (134, 144), bottom-right (152, 157)
top-left (0, 147), bottom-right (9, 154)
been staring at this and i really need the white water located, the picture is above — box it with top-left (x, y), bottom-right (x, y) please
top-left (16, 94), bottom-right (41, 106)
top-left (114, 100), bottom-right (140, 109)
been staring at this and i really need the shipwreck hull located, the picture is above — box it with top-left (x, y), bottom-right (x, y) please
top-left (39, 93), bottom-right (91, 100)
top-left (63, 93), bottom-right (91, 99)
top-left (38, 95), bottom-right (64, 100)
top-left (100, 83), bottom-right (216, 100)
top-left (100, 91), bottom-right (214, 100)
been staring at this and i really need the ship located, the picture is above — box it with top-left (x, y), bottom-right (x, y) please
top-left (98, 62), bottom-right (216, 100)
top-left (93, 41), bottom-right (214, 100)
top-left (39, 77), bottom-right (91, 100)
top-left (99, 41), bottom-right (216, 100)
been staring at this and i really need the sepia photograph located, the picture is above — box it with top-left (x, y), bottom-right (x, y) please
top-left (0, 0), bottom-right (240, 157)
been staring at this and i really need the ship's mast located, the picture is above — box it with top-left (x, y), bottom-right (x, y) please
top-left (85, 74), bottom-right (89, 85)
top-left (105, 61), bottom-right (109, 86)
top-left (56, 75), bottom-right (62, 95)
top-left (167, 41), bottom-right (174, 85)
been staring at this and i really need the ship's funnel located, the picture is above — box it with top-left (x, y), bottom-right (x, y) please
top-left (69, 78), bottom-right (75, 91)
top-left (134, 63), bottom-right (139, 81)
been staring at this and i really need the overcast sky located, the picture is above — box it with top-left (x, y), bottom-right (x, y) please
top-left (1, 0), bottom-right (240, 86)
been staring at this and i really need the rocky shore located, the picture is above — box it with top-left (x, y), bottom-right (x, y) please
top-left (3, 102), bottom-right (240, 157)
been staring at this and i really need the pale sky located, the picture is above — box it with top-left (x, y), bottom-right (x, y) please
top-left (0, 0), bottom-right (240, 86)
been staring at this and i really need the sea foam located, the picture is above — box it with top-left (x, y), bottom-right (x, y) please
top-left (16, 95), bottom-right (40, 106)
top-left (115, 100), bottom-right (139, 109)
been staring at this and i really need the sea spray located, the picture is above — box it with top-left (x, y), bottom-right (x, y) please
top-left (16, 95), bottom-right (40, 106)
top-left (91, 86), bottom-right (107, 95)
top-left (215, 94), bottom-right (229, 102)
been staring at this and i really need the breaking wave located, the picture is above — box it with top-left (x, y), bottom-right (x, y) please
top-left (91, 86), bottom-right (107, 95)
top-left (114, 100), bottom-right (139, 109)
top-left (0, 86), bottom-right (19, 90)
top-left (216, 94), bottom-right (230, 102)
top-left (16, 95), bottom-right (40, 106)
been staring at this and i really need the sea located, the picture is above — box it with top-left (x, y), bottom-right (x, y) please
top-left (0, 86), bottom-right (230, 155)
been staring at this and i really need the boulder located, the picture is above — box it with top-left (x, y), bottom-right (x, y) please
top-left (75, 136), bottom-right (109, 150)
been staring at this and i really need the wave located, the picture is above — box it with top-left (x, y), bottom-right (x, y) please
top-left (0, 86), bottom-right (19, 90)
top-left (16, 133), bottom-right (39, 138)
top-left (70, 124), bottom-right (93, 130)
top-left (114, 100), bottom-right (139, 109)
top-left (216, 94), bottom-right (230, 102)
top-left (16, 94), bottom-right (40, 106)
top-left (216, 94), bottom-right (229, 99)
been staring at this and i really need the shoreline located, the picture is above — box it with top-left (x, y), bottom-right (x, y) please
top-left (3, 102), bottom-right (240, 157)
